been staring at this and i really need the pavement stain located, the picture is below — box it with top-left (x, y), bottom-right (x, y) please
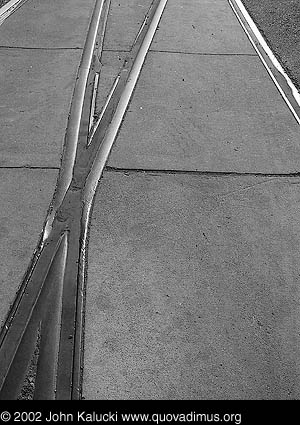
top-left (95, 290), bottom-right (115, 312)
top-left (0, 223), bottom-right (9, 239)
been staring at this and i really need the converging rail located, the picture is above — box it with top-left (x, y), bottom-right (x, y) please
top-left (1, 0), bottom-right (300, 401)
top-left (0, 0), bottom-right (168, 400)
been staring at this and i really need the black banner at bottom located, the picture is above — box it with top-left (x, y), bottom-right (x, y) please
top-left (0, 400), bottom-right (294, 425)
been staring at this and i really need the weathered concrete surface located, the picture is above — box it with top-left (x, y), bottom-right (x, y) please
top-left (108, 52), bottom-right (300, 173)
top-left (0, 49), bottom-right (81, 167)
top-left (84, 171), bottom-right (300, 399)
top-left (0, 0), bottom-right (99, 169)
top-left (151, 0), bottom-right (255, 54)
top-left (95, 51), bottom-right (127, 117)
top-left (0, 0), bottom-right (96, 330)
top-left (2, 0), bottom-right (300, 401)
top-left (83, 0), bottom-right (300, 401)
top-left (103, 0), bottom-right (254, 54)
top-left (0, 169), bottom-right (57, 327)
top-left (103, 0), bottom-right (154, 52)
top-left (0, 0), bottom-right (96, 48)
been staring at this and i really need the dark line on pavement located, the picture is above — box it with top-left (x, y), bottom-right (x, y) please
top-left (105, 166), bottom-right (300, 178)
top-left (0, 166), bottom-right (60, 170)
top-left (103, 48), bottom-right (257, 57)
top-left (0, 46), bottom-right (82, 50)
top-left (102, 48), bottom-right (131, 53)
top-left (149, 49), bottom-right (257, 57)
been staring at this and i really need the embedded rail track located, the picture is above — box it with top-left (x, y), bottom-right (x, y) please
top-left (1, 0), bottom-right (300, 401)
top-left (229, 0), bottom-right (300, 124)
top-left (0, 0), bottom-right (29, 25)
top-left (0, 0), bottom-right (168, 400)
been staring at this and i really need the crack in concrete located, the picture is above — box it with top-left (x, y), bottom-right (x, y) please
top-left (105, 166), bottom-right (300, 178)
top-left (103, 48), bottom-right (257, 56)
top-left (214, 179), bottom-right (283, 199)
top-left (0, 166), bottom-right (60, 170)
top-left (149, 49), bottom-right (258, 56)
top-left (0, 45), bottom-right (83, 50)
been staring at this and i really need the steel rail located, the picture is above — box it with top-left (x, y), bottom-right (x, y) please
top-left (0, 0), bottom-right (168, 400)
top-left (0, 0), bottom-right (28, 25)
top-left (43, 0), bottom-right (107, 241)
top-left (0, 0), bottom-right (111, 400)
top-left (73, 0), bottom-right (168, 399)
top-left (84, 0), bottom-right (168, 206)
top-left (229, 0), bottom-right (300, 125)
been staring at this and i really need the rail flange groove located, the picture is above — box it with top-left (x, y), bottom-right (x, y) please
top-left (0, 0), bottom-right (168, 400)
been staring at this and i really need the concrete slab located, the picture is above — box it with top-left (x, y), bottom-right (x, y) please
top-left (95, 52), bottom-right (127, 116)
top-left (0, 169), bottom-right (57, 327)
top-left (103, 0), bottom-right (157, 51)
top-left (84, 171), bottom-right (300, 400)
top-left (107, 52), bottom-right (300, 173)
top-left (151, 0), bottom-right (255, 54)
top-left (0, 48), bottom-right (81, 167)
top-left (0, 0), bottom-right (96, 48)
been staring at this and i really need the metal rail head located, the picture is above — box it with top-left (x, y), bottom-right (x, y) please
top-left (0, 0), bottom-right (168, 400)
top-left (0, 0), bottom-right (29, 26)
top-left (229, 0), bottom-right (300, 125)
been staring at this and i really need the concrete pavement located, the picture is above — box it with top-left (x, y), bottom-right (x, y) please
top-left (0, 0), bottom-right (97, 325)
top-left (83, 0), bottom-right (300, 399)
top-left (1, 0), bottom-right (300, 400)
top-left (84, 172), bottom-right (300, 399)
